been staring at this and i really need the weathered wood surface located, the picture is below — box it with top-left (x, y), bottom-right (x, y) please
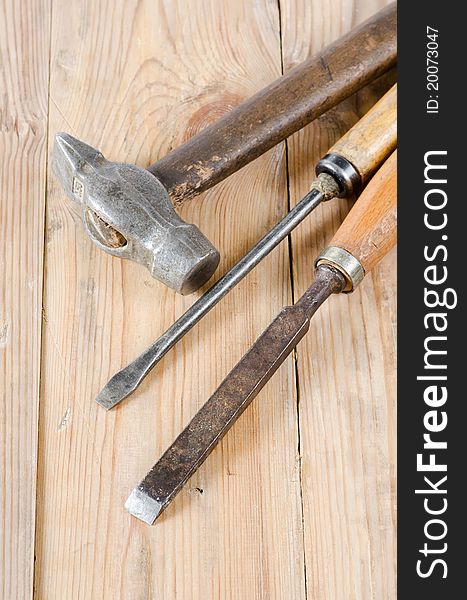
top-left (1, 0), bottom-right (396, 598)
top-left (281, 1), bottom-right (396, 597)
top-left (0, 1), bottom-right (50, 598)
top-left (36, 1), bottom-right (304, 598)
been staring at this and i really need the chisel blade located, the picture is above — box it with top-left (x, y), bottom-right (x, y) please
top-left (126, 266), bottom-right (344, 524)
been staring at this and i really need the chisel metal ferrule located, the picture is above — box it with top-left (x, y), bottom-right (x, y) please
top-left (316, 153), bottom-right (361, 198)
top-left (315, 246), bottom-right (365, 292)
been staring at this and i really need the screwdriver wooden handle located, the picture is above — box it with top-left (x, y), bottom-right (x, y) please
top-left (328, 84), bottom-right (397, 186)
top-left (317, 150), bottom-right (397, 290)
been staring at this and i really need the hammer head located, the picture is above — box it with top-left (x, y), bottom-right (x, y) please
top-left (52, 133), bottom-right (220, 294)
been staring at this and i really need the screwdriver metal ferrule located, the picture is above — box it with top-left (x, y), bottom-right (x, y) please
top-left (316, 153), bottom-right (362, 198)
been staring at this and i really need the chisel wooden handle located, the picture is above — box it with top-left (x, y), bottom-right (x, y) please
top-left (316, 150), bottom-right (397, 290)
top-left (149, 3), bottom-right (397, 205)
top-left (327, 84), bottom-right (396, 186)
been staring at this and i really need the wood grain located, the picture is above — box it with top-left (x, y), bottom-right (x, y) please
top-left (330, 150), bottom-right (397, 274)
top-left (35, 0), bottom-right (305, 598)
top-left (280, 0), bottom-right (397, 598)
top-left (0, 0), bottom-right (50, 598)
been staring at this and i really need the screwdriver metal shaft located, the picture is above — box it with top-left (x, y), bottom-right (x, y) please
top-left (97, 180), bottom-right (335, 409)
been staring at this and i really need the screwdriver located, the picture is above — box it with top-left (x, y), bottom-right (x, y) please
top-left (97, 85), bottom-right (397, 410)
top-left (125, 151), bottom-right (397, 524)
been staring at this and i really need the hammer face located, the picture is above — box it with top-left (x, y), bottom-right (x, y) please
top-left (53, 133), bottom-right (219, 294)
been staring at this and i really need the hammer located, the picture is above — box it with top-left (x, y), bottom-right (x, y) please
top-left (53, 3), bottom-right (396, 295)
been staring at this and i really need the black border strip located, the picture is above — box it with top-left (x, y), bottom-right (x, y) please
top-left (398, 1), bottom-right (463, 594)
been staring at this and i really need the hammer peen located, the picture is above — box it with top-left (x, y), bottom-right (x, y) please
top-left (53, 2), bottom-right (396, 294)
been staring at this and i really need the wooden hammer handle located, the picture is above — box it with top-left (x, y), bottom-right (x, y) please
top-left (328, 84), bottom-right (397, 185)
top-left (330, 150), bottom-right (397, 275)
top-left (149, 3), bottom-right (396, 206)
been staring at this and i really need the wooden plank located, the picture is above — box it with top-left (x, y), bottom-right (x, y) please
top-left (35, 0), bottom-right (305, 597)
top-left (0, 0), bottom-right (50, 598)
top-left (279, 1), bottom-right (397, 598)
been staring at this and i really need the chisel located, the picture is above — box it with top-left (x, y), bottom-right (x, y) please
top-left (98, 85), bottom-right (397, 410)
top-left (125, 150), bottom-right (397, 524)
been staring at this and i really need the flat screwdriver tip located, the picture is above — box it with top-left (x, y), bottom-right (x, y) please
top-left (95, 385), bottom-right (122, 411)
top-left (95, 386), bottom-right (121, 411)
top-left (95, 368), bottom-right (142, 410)
top-left (125, 488), bottom-right (163, 525)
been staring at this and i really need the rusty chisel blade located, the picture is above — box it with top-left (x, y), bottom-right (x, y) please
top-left (125, 266), bottom-right (344, 524)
